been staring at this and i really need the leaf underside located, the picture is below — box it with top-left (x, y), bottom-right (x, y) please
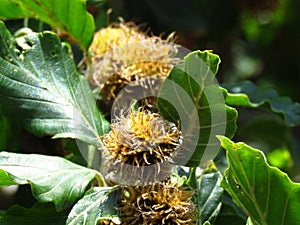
top-left (221, 81), bottom-right (300, 127)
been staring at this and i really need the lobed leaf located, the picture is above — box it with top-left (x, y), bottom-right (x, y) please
top-left (0, 21), bottom-right (109, 146)
top-left (158, 50), bottom-right (238, 166)
top-left (66, 187), bottom-right (121, 225)
top-left (0, 0), bottom-right (95, 51)
top-left (218, 136), bottom-right (300, 225)
top-left (0, 151), bottom-right (100, 211)
top-left (221, 81), bottom-right (300, 127)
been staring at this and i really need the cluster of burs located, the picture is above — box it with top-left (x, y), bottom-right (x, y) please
top-left (88, 21), bottom-right (197, 225)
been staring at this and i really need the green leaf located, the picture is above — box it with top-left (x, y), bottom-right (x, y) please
top-left (63, 139), bottom-right (89, 167)
top-left (0, 151), bottom-right (100, 211)
top-left (0, 0), bottom-right (95, 51)
top-left (221, 81), bottom-right (300, 127)
top-left (158, 50), bottom-right (238, 166)
top-left (218, 136), bottom-right (300, 225)
top-left (0, 21), bottom-right (109, 146)
top-left (0, 169), bottom-right (20, 186)
top-left (66, 187), bottom-right (121, 225)
top-left (0, 203), bottom-right (67, 225)
top-left (214, 201), bottom-right (246, 225)
top-left (0, 1), bottom-right (30, 19)
top-left (198, 163), bottom-right (224, 224)
top-left (0, 114), bottom-right (21, 150)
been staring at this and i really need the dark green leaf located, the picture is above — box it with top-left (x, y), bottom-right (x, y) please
top-left (63, 139), bottom-right (88, 167)
top-left (0, 151), bottom-right (100, 211)
top-left (158, 50), bottom-right (238, 166)
top-left (0, 0), bottom-right (95, 51)
top-left (221, 81), bottom-right (300, 127)
top-left (66, 187), bottom-right (121, 225)
top-left (0, 114), bottom-right (21, 150)
top-left (218, 136), bottom-right (300, 225)
top-left (0, 21), bottom-right (109, 146)
top-left (198, 163), bottom-right (223, 224)
top-left (0, 203), bottom-right (67, 225)
top-left (214, 201), bottom-right (246, 225)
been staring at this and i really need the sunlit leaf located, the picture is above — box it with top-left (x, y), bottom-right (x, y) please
top-left (0, 1), bottom-right (30, 19)
top-left (66, 187), bottom-right (121, 225)
top-left (0, 0), bottom-right (95, 51)
top-left (158, 50), bottom-right (237, 166)
top-left (0, 21), bottom-right (109, 146)
top-left (218, 136), bottom-right (300, 225)
top-left (0, 169), bottom-right (20, 187)
top-left (221, 81), bottom-right (300, 127)
top-left (0, 151), bottom-right (101, 211)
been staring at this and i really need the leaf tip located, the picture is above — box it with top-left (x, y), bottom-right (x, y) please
top-left (216, 135), bottom-right (230, 145)
top-left (216, 135), bottom-right (238, 153)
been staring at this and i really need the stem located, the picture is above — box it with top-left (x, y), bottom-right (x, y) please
top-left (23, 18), bottom-right (29, 28)
top-left (37, 20), bottom-right (44, 32)
top-left (87, 145), bottom-right (97, 168)
top-left (87, 145), bottom-right (106, 186)
top-left (186, 167), bottom-right (197, 189)
top-left (94, 170), bottom-right (106, 187)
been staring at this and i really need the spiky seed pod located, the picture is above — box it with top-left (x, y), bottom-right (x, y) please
top-left (88, 22), bottom-right (179, 89)
top-left (117, 180), bottom-right (197, 225)
top-left (99, 219), bottom-right (118, 225)
top-left (107, 60), bottom-right (173, 98)
top-left (88, 22), bottom-right (147, 86)
top-left (101, 108), bottom-right (181, 185)
top-left (99, 61), bottom-right (172, 114)
top-left (89, 22), bottom-right (146, 57)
